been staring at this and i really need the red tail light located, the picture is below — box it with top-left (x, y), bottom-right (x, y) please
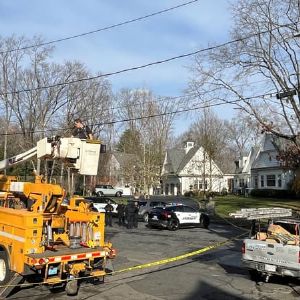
top-left (242, 242), bottom-right (245, 254)
top-left (161, 211), bottom-right (169, 219)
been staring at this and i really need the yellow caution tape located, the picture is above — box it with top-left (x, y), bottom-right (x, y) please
top-left (112, 231), bottom-right (248, 274)
top-left (0, 231), bottom-right (247, 289)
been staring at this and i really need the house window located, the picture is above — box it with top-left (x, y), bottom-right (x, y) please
top-left (266, 175), bottom-right (276, 187)
top-left (260, 175), bottom-right (264, 187)
top-left (254, 176), bottom-right (258, 188)
top-left (277, 174), bottom-right (282, 188)
top-left (239, 179), bottom-right (245, 187)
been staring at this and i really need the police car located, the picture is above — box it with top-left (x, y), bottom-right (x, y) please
top-left (84, 196), bottom-right (118, 214)
top-left (148, 204), bottom-right (210, 230)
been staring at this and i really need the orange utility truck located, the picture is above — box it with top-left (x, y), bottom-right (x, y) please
top-left (0, 137), bottom-right (115, 297)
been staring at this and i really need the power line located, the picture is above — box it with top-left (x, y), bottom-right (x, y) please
top-left (70, 77), bottom-right (272, 121)
top-left (0, 22), bottom-right (296, 96)
top-left (0, 0), bottom-right (200, 55)
top-left (1, 91), bottom-right (275, 137)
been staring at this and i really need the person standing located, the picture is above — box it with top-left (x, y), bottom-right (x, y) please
top-left (133, 201), bottom-right (139, 228)
top-left (104, 200), bottom-right (114, 227)
top-left (116, 203), bottom-right (125, 226)
top-left (125, 201), bottom-right (135, 229)
top-left (72, 118), bottom-right (93, 140)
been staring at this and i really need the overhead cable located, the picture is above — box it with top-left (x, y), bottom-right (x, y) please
top-left (0, 22), bottom-right (296, 96)
top-left (0, 91), bottom-right (276, 137)
top-left (0, 0), bottom-right (200, 55)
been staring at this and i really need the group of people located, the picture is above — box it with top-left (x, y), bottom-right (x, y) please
top-left (104, 201), bottom-right (139, 229)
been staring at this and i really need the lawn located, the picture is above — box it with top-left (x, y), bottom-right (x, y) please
top-left (213, 195), bottom-right (300, 218)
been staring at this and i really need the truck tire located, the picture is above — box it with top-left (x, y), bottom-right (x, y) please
top-left (0, 251), bottom-right (11, 284)
top-left (143, 213), bottom-right (149, 223)
top-left (168, 219), bottom-right (179, 231)
top-left (65, 280), bottom-right (78, 296)
top-left (97, 191), bottom-right (104, 197)
top-left (115, 192), bottom-right (122, 197)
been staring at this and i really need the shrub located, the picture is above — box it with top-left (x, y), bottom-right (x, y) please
top-left (250, 189), bottom-right (297, 198)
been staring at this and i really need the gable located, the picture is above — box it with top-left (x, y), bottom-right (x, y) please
top-left (251, 134), bottom-right (286, 170)
top-left (179, 147), bottom-right (223, 176)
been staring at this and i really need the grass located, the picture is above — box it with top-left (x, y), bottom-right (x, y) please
top-left (212, 195), bottom-right (300, 218)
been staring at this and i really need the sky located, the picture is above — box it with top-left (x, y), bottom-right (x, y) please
top-left (0, 0), bottom-right (234, 135)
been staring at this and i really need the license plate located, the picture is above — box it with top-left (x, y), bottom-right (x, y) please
top-left (265, 264), bottom-right (276, 272)
top-left (48, 267), bottom-right (58, 275)
top-left (152, 216), bottom-right (158, 220)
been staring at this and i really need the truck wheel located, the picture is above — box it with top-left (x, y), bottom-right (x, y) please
top-left (200, 215), bottom-right (210, 229)
top-left (97, 191), bottom-right (104, 197)
top-left (143, 213), bottom-right (149, 223)
top-left (168, 219), bottom-right (179, 231)
top-left (115, 192), bottom-right (122, 197)
top-left (0, 251), bottom-right (11, 284)
top-left (65, 280), bottom-right (78, 296)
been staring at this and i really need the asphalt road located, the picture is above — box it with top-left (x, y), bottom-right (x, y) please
top-left (8, 219), bottom-right (300, 300)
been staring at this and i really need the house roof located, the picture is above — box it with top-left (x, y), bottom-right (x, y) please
top-left (251, 134), bottom-right (285, 170)
top-left (176, 145), bottom-right (200, 173)
top-left (166, 149), bottom-right (186, 173)
top-left (163, 144), bottom-right (223, 175)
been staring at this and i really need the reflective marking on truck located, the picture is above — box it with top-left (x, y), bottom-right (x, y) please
top-left (46, 251), bottom-right (107, 263)
top-left (0, 230), bottom-right (25, 243)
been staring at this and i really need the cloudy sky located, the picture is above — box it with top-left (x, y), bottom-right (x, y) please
top-left (0, 0), bottom-right (234, 134)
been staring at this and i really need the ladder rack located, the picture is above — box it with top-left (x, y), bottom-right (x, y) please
top-left (229, 207), bottom-right (292, 220)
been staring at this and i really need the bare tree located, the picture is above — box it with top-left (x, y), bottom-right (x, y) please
top-left (189, 0), bottom-right (300, 151)
top-left (115, 89), bottom-right (177, 193)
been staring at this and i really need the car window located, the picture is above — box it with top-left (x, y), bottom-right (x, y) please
top-left (138, 201), bottom-right (147, 207)
top-left (183, 206), bottom-right (196, 213)
top-left (166, 206), bottom-right (176, 212)
top-left (150, 201), bottom-right (159, 207)
top-left (107, 185), bottom-right (113, 189)
top-left (174, 206), bottom-right (184, 212)
top-left (105, 199), bottom-right (116, 204)
top-left (92, 198), bottom-right (105, 204)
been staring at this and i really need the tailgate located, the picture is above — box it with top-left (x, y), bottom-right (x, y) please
top-left (243, 239), bottom-right (300, 270)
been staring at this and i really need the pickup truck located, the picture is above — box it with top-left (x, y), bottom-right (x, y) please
top-left (242, 218), bottom-right (300, 282)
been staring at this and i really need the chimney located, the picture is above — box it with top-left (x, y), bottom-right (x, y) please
top-left (185, 141), bottom-right (195, 153)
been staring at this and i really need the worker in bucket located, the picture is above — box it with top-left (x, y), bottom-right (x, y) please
top-left (72, 118), bottom-right (93, 140)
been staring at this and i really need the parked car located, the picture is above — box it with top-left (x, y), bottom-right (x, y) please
top-left (84, 196), bottom-right (118, 214)
top-left (138, 200), bottom-right (167, 222)
top-left (148, 204), bottom-right (210, 230)
top-left (94, 184), bottom-right (123, 197)
top-left (138, 196), bottom-right (200, 223)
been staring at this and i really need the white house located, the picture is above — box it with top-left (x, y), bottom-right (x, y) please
top-left (161, 141), bottom-right (232, 195)
top-left (233, 133), bottom-right (294, 193)
top-left (250, 134), bottom-right (294, 190)
top-left (233, 147), bottom-right (259, 194)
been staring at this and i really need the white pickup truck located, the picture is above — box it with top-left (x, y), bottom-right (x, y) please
top-left (243, 219), bottom-right (300, 281)
top-left (230, 208), bottom-right (300, 282)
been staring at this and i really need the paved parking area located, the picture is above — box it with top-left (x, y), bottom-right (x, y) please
top-left (8, 220), bottom-right (300, 299)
